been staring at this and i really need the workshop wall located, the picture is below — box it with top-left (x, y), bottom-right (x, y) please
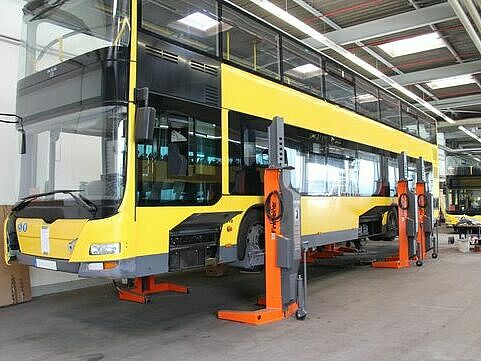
top-left (0, 0), bottom-right (105, 295)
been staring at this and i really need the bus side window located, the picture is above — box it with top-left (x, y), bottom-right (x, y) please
top-left (167, 116), bottom-right (189, 177)
top-left (228, 111), bottom-right (271, 195)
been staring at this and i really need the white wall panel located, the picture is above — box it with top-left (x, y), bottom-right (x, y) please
top-left (0, 0), bottom-right (87, 289)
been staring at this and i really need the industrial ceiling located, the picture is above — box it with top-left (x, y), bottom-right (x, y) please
top-left (231, 0), bottom-right (481, 153)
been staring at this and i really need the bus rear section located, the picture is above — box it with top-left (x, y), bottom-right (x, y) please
top-left (444, 173), bottom-right (481, 226)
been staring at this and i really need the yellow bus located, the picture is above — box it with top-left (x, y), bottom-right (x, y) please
top-left (4, 0), bottom-right (438, 278)
top-left (444, 172), bottom-right (481, 226)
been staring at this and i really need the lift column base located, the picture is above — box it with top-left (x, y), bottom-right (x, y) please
top-left (117, 276), bottom-right (189, 304)
top-left (372, 259), bottom-right (410, 269)
top-left (217, 302), bottom-right (298, 326)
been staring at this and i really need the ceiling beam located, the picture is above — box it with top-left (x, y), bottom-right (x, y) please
top-left (373, 61), bottom-right (481, 86)
top-left (428, 94), bottom-right (481, 109)
top-left (444, 131), bottom-right (476, 140)
top-left (438, 117), bottom-right (481, 129)
top-left (303, 2), bottom-right (456, 48)
top-left (291, 0), bottom-right (440, 102)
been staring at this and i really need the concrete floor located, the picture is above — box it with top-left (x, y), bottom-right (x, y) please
top-left (1, 231), bottom-right (481, 361)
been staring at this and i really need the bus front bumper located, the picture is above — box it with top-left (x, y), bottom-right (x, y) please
top-left (12, 251), bottom-right (169, 279)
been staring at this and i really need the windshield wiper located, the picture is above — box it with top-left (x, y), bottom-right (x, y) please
top-left (25, 0), bottom-right (91, 34)
top-left (25, 0), bottom-right (65, 18)
top-left (72, 192), bottom-right (98, 216)
top-left (13, 189), bottom-right (97, 216)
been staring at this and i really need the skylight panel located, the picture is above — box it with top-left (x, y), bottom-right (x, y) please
top-left (426, 74), bottom-right (477, 89)
top-left (378, 33), bottom-right (447, 57)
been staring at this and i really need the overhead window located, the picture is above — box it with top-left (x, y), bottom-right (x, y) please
top-left (141, 0), bottom-right (221, 56)
top-left (401, 104), bottom-right (419, 137)
top-left (355, 77), bottom-right (380, 121)
top-left (379, 90), bottom-right (401, 128)
top-left (418, 113), bottom-right (437, 144)
top-left (282, 37), bottom-right (323, 97)
top-left (324, 61), bottom-right (355, 110)
top-left (221, 5), bottom-right (280, 79)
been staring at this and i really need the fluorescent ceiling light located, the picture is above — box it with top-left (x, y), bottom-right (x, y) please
top-left (459, 126), bottom-right (481, 144)
top-left (426, 74), bottom-right (476, 89)
top-left (378, 33), bottom-right (447, 58)
top-left (286, 63), bottom-right (323, 79)
top-left (177, 12), bottom-right (219, 32)
top-left (247, 0), bottom-right (455, 124)
top-left (356, 94), bottom-right (378, 103)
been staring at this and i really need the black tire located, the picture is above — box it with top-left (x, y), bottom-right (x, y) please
top-left (416, 260), bottom-right (423, 267)
top-left (432, 253), bottom-right (438, 259)
top-left (383, 209), bottom-right (398, 241)
top-left (371, 209), bottom-right (397, 241)
top-left (296, 310), bottom-right (307, 320)
top-left (237, 208), bottom-right (264, 261)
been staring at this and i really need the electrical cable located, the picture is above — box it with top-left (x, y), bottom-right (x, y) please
top-left (0, 113), bottom-right (22, 124)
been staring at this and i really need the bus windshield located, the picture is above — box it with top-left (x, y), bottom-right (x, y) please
top-left (18, 105), bottom-right (128, 215)
top-left (20, 0), bottom-right (130, 78)
top-left (446, 188), bottom-right (481, 215)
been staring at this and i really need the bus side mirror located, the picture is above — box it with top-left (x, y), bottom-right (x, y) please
top-left (19, 129), bottom-right (26, 155)
top-left (135, 107), bottom-right (156, 142)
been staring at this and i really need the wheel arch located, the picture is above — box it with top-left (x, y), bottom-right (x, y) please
top-left (236, 203), bottom-right (264, 260)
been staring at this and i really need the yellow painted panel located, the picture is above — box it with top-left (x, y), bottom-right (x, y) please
top-left (69, 211), bottom-right (135, 262)
top-left (444, 213), bottom-right (481, 226)
top-left (134, 196), bottom-right (263, 255)
top-left (16, 218), bottom-right (88, 259)
top-left (221, 64), bottom-right (437, 163)
top-left (301, 196), bottom-right (394, 234)
top-left (4, 218), bottom-right (10, 265)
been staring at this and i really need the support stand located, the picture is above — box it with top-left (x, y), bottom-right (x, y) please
top-left (415, 181), bottom-right (427, 267)
top-left (218, 116), bottom-right (304, 325)
top-left (117, 276), bottom-right (189, 304)
top-left (372, 178), bottom-right (411, 269)
top-left (304, 245), bottom-right (358, 263)
top-left (217, 168), bottom-right (298, 325)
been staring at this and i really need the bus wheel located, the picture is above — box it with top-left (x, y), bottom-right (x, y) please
top-left (384, 209), bottom-right (398, 241)
top-left (237, 209), bottom-right (264, 269)
top-left (372, 209), bottom-right (397, 241)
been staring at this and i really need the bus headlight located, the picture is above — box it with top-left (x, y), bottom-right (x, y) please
top-left (89, 243), bottom-right (121, 255)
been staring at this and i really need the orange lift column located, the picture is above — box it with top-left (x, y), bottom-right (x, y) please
top-left (415, 156), bottom-right (439, 262)
top-left (415, 157), bottom-right (428, 265)
top-left (373, 152), bottom-right (415, 269)
top-left (218, 116), bottom-right (306, 325)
